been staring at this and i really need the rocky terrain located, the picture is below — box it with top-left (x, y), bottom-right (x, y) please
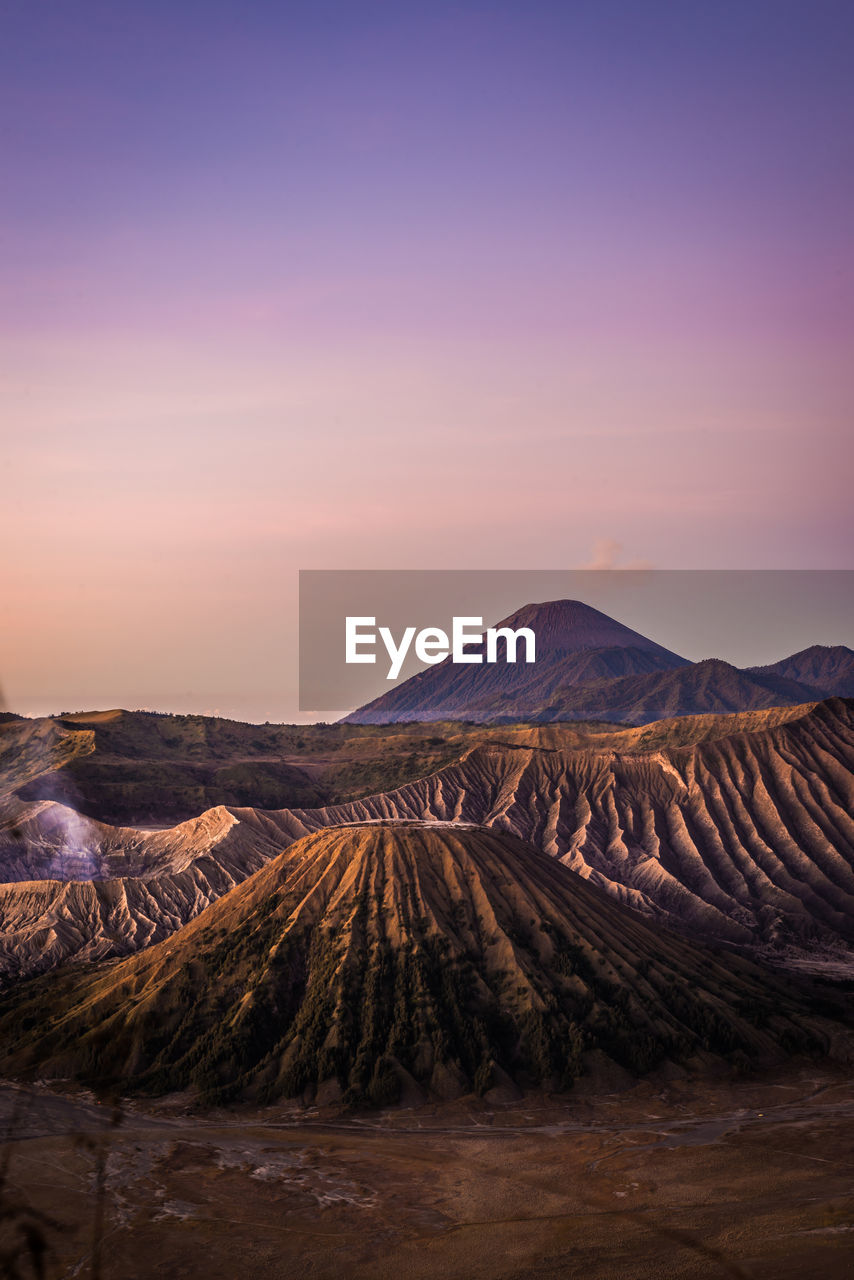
top-left (0, 803), bottom-right (283, 982)
top-left (0, 822), bottom-right (831, 1107)
top-left (0, 699), bottom-right (852, 984)
top-left (306, 697), bottom-right (854, 947)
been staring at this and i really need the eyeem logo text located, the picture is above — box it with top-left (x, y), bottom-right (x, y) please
top-left (345, 616), bottom-right (536, 680)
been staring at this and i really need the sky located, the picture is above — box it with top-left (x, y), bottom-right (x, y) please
top-left (2, 0), bottom-right (853, 720)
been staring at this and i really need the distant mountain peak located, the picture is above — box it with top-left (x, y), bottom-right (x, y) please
top-left (755, 643), bottom-right (853, 664)
top-left (493, 598), bottom-right (684, 659)
top-left (749, 644), bottom-right (854, 699)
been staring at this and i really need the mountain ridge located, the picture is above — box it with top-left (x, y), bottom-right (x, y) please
top-left (343, 599), bottom-right (847, 725)
top-left (344, 598), bottom-right (690, 724)
top-left (0, 699), bottom-right (852, 985)
top-left (749, 645), bottom-right (854, 698)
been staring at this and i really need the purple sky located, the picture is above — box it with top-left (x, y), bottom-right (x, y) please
top-left (2, 1), bottom-right (853, 719)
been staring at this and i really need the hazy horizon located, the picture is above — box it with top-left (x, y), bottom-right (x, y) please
top-left (7, 571), bottom-right (852, 723)
top-left (2, 2), bottom-right (852, 720)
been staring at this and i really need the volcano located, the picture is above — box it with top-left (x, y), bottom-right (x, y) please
top-left (0, 821), bottom-right (829, 1108)
top-left (343, 599), bottom-right (839, 725)
top-left (343, 599), bottom-right (690, 724)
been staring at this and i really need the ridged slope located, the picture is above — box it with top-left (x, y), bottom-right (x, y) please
top-left (1, 700), bottom-right (852, 981)
top-left (0, 800), bottom-right (247, 881)
top-left (0, 802), bottom-right (283, 982)
top-left (0, 823), bottom-right (826, 1107)
top-left (0, 717), bottom-right (93, 799)
top-left (274, 698), bottom-right (854, 946)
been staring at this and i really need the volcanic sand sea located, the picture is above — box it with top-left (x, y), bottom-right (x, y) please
top-left (2, 1064), bottom-right (854, 1279)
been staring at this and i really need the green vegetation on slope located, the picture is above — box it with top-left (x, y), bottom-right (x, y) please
top-left (8, 703), bottom-right (822, 827)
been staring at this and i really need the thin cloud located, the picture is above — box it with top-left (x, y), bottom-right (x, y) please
top-left (579, 538), bottom-right (654, 571)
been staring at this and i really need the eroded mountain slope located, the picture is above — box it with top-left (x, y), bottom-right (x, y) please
top-left (262, 698), bottom-right (854, 946)
top-left (0, 802), bottom-right (283, 983)
top-left (1, 700), bottom-right (852, 981)
top-left (0, 823), bottom-right (831, 1107)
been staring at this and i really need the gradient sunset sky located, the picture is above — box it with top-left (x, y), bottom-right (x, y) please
top-left (2, 1), bottom-right (853, 719)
